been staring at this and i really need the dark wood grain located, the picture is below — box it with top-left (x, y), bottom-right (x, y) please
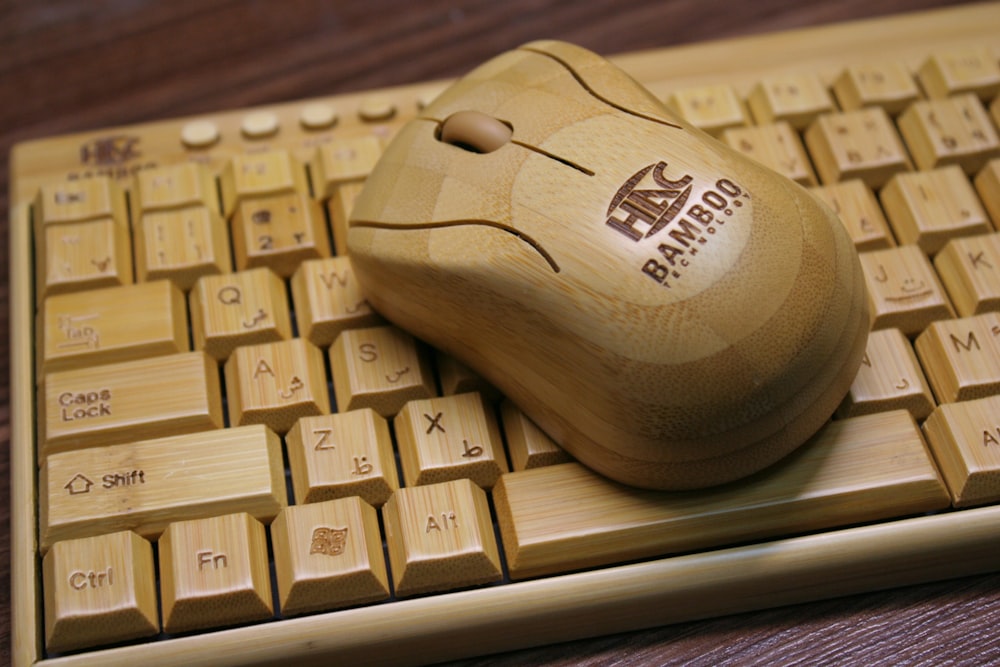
top-left (3, 1), bottom-right (998, 665)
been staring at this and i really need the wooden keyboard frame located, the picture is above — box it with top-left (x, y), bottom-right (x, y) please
top-left (10, 4), bottom-right (1000, 665)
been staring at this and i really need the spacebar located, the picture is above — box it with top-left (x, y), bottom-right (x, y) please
top-left (39, 424), bottom-right (287, 553)
top-left (493, 410), bottom-right (951, 580)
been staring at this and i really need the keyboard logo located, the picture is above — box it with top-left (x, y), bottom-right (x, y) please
top-left (79, 134), bottom-right (142, 167)
top-left (310, 526), bottom-right (349, 556)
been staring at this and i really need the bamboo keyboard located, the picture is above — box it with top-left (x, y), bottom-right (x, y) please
top-left (10, 4), bottom-right (1000, 666)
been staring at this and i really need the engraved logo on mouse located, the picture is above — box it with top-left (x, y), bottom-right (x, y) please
top-left (605, 161), bottom-right (749, 289)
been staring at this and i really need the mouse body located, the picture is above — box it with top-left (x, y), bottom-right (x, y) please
top-left (347, 41), bottom-right (869, 490)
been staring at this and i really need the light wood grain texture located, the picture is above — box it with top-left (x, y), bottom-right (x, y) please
top-left (328, 325), bottom-right (436, 417)
top-left (666, 84), bottom-right (750, 137)
top-left (158, 512), bottom-right (273, 634)
top-left (230, 191), bottom-right (330, 277)
top-left (41, 351), bottom-right (223, 456)
top-left (747, 72), bottom-right (834, 130)
top-left (270, 497), bottom-right (390, 616)
top-left (915, 311), bottom-right (1000, 402)
top-left (42, 280), bottom-right (189, 374)
top-left (494, 410), bottom-right (949, 579)
top-left (290, 256), bottom-right (381, 347)
top-left (897, 94), bottom-right (1000, 174)
top-left (859, 244), bottom-right (956, 335)
top-left (218, 150), bottom-right (308, 217)
top-left (382, 478), bottom-right (502, 597)
top-left (881, 165), bottom-right (992, 254)
top-left (189, 267), bottom-right (293, 360)
top-left (934, 230), bottom-right (1000, 316)
top-left (43, 531), bottom-right (158, 653)
top-left (722, 121), bottom-right (818, 185)
top-left (223, 337), bottom-right (330, 433)
top-left (131, 162), bottom-right (218, 215)
top-left (837, 327), bottom-right (935, 420)
top-left (499, 399), bottom-right (570, 471)
top-left (39, 424), bottom-right (286, 552)
top-left (348, 40), bottom-right (868, 490)
top-left (34, 186), bottom-right (133, 299)
top-left (7, 4), bottom-right (1000, 667)
top-left (809, 179), bottom-right (896, 251)
top-left (804, 107), bottom-right (911, 187)
top-left (832, 61), bottom-right (921, 115)
top-left (916, 47), bottom-right (1000, 100)
top-left (434, 351), bottom-right (502, 400)
top-left (134, 206), bottom-right (231, 289)
top-left (923, 395), bottom-right (1000, 507)
top-left (38, 217), bottom-right (133, 300)
top-left (975, 158), bottom-right (1000, 225)
top-left (394, 392), bottom-right (507, 489)
top-left (285, 409), bottom-right (399, 507)
top-left (310, 135), bottom-right (382, 199)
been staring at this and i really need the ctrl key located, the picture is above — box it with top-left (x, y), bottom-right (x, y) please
top-left (43, 530), bottom-right (159, 653)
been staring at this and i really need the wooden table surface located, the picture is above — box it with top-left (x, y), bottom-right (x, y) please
top-left (3, 1), bottom-right (999, 664)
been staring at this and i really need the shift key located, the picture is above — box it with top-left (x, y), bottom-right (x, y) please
top-left (40, 424), bottom-right (287, 552)
top-left (41, 351), bottom-right (224, 457)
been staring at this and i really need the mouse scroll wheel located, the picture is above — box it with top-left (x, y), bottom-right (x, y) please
top-left (438, 111), bottom-right (513, 153)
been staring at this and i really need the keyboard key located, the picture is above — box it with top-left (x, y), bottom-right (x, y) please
top-left (500, 400), bottom-right (570, 471)
top-left (39, 424), bottom-right (286, 551)
top-left (35, 176), bottom-right (128, 227)
top-left (240, 110), bottom-right (280, 139)
top-left (134, 206), bottom-right (232, 289)
top-left (285, 409), bottom-right (399, 506)
top-left (42, 280), bottom-right (189, 375)
top-left (837, 328), bottom-right (935, 421)
top-left (809, 180), bottom-right (895, 251)
top-left (310, 135), bottom-right (382, 199)
top-left (804, 107), bottom-right (911, 188)
top-left (880, 165), bottom-right (992, 255)
top-left (43, 530), bottom-right (158, 653)
top-left (329, 325), bottom-right (436, 417)
top-left (914, 311), bottom-right (1000, 402)
top-left (934, 231), bottom-right (1000, 316)
top-left (299, 102), bottom-right (339, 130)
top-left (358, 96), bottom-right (396, 122)
top-left (917, 49), bottom-right (1000, 101)
top-left (382, 478), bottom-right (503, 597)
top-left (326, 181), bottom-right (365, 254)
top-left (859, 245), bottom-right (955, 335)
top-left (494, 410), bottom-right (950, 580)
top-left (922, 395), bottom-right (1000, 507)
top-left (224, 338), bottom-right (330, 434)
top-left (722, 122), bottom-right (817, 185)
top-left (159, 512), bottom-right (274, 634)
top-left (39, 218), bottom-right (134, 298)
top-left (832, 61), bottom-right (920, 115)
top-left (667, 84), bottom-right (749, 136)
top-left (42, 350), bottom-right (224, 457)
top-left (190, 267), bottom-right (293, 361)
top-left (747, 72), bottom-right (834, 130)
top-left (131, 162), bottom-right (219, 216)
top-left (394, 392), bottom-right (508, 489)
top-left (270, 497), bottom-right (390, 616)
top-left (230, 191), bottom-right (331, 278)
top-left (290, 256), bottom-right (381, 347)
top-left (219, 149), bottom-right (309, 216)
top-left (435, 351), bottom-right (501, 401)
top-left (975, 158), bottom-right (1000, 226)
top-left (898, 94), bottom-right (1000, 174)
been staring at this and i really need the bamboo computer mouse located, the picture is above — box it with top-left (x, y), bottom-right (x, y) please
top-left (347, 41), bottom-right (870, 491)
